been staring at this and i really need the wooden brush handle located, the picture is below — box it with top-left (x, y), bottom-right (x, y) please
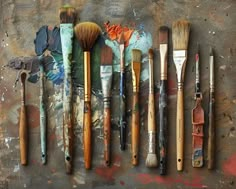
top-left (148, 93), bottom-right (155, 133)
top-left (176, 87), bottom-right (184, 171)
top-left (83, 51), bottom-right (92, 169)
top-left (132, 92), bottom-right (140, 165)
top-left (208, 91), bottom-right (215, 169)
top-left (159, 80), bottom-right (168, 175)
top-left (19, 105), bottom-right (27, 165)
top-left (103, 106), bottom-right (111, 166)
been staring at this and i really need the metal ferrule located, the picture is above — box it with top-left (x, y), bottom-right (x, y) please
top-left (177, 82), bottom-right (183, 90)
top-left (148, 56), bottom-right (154, 94)
top-left (101, 65), bottom-right (112, 108)
top-left (209, 55), bottom-right (214, 92)
top-left (132, 69), bottom-right (138, 92)
top-left (148, 132), bottom-right (156, 153)
top-left (160, 44), bottom-right (168, 80)
top-left (173, 50), bottom-right (187, 83)
top-left (195, 54), bottom-right (200, 84)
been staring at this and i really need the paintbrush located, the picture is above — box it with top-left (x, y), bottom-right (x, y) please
top-left (159, 26), bottom-right (169, 174)
top-left (172, 20), bottom-right (190, 171)
top-left (59, 5), bottom-right (76, 174)
top-left (19, 72), bottom-right (27, 165)
top-left (39, 63), bottom-right (47, 165)
top-left (145, 49), bottom-right (158, 168)
top-left (131, 49), bottom-right (141, 166)
top-left (208, 47), bottom-right (215, 169)
top-left (119, 32), bottom-right (127, 151)
top-left (74, 22), bottom-right (101, 169)
top-left (100, 45), bottom-right (113, 166)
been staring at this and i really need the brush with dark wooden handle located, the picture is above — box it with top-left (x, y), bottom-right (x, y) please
top-left (208, 47), bottom-right (215, 169)
top-left (59, 5), bottom-right (76, 174)
top-left (172, 20), bottom-right (190, 171)
top-left (75, 22), bottom-right (101, 169)
top-left (131, 49), bottom-right (141, 165)
top-left (100, 45), bottom-right (113, 166)
top-left (119, 33), bottom-right (127, 151)
top-left (19, 72), bottom-right (27, 165)
top-left (145, 49), bottom-right (158, 168)
top-left (159, 26), bottom-right (168, 174)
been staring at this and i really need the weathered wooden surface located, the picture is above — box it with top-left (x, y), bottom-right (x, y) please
top-left (0, 0), bottom-right (236, 189)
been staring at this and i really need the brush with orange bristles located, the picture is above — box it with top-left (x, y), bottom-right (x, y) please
top-left (74, 22), bottom-right (101, 169)
top-left (172, 20), bottom-right (190, 171)
top-left (59, 5), bottom-right (76, 174)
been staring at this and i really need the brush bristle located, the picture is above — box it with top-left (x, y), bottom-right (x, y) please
top-left (148, 48), bottom-right (154, 59)
top-left (159, 26), bottom-right (168, 44)
top-left (145, 153), bottom-right (158, 168)
top-left (132, 49), bottom-right (142, 63)
top-left (172, 20), bottom-right (190, 50)
top-left (59, 5), bottom-right (76, 24)
top-left (74, 22), bottom-right (102, 51)
top-left (101, 45), bottom-right (113, 65)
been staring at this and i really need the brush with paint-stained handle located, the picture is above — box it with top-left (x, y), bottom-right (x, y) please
top-left (74, 22), bottom-right (101, 169)
top-left (159, 26), bottom-right (169, 174)
top-left (19, 72), bottom-right (27, 165)
top-left (39, 63), bottom-right (47, 165)
top-left (172, 20), bottom-right (190, 171)
top-left (131, 49), bottom-right (142, 166)
top-left (145, 49), bottom-right (158, 168)
top-left (59, 5), bottom-right (76, 174)
top-left (100, 45), bottom-right (113, 166)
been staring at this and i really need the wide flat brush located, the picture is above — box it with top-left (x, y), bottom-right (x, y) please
top-left (19, 72), bottom-right (27, 165)
top-left (145, 49), bottom-right (158, 168)
top-left (158, 26), bottom-right (168, 174)
top-left (131, 49), bottom-right (141, 166)
top-left (172, 20), bottom-right (190, 171)
top-left (208, 47), bottom-right (215, 169)
top-left (74, 22), bottom-right (101, 169)
top-left (100, 45), bottom-right (113, 166)
top-left (119, 33), bottom-right (127, 151)
top-left (59, 5), bottom-right (76, 174)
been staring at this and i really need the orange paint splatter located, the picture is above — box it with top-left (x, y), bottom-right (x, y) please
top-left (104, 21), bottom-right (134, 47)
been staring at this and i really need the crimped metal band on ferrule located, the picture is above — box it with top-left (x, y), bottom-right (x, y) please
top-left (148, 132), bottom-right (156, 153)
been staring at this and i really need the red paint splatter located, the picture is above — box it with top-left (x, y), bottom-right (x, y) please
top-left (120, 180), bottom-right (125, 186)
top-left (95, 155), bottom-right (121, 182)
top-left (133, 173), bottom-right (207, 188)
top-left (223, 153), bottom-right (236, 176)
top-left (168, 78), bottom-right (177, 96)
top-left (104, 21), bottom-right (134, 47)
top-left (49, 133), bottom-right (56, 141)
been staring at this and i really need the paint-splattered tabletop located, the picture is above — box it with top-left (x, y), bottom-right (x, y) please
top-left (0, 0), bottom-right (236, 189)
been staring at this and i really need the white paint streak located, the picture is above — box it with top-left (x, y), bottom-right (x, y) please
top-left (219, 65), bottom-right (226, 70)
top-left (13, 164), bottom-right (20, 172)
top-left (1, 92), bottom-right (5, 101)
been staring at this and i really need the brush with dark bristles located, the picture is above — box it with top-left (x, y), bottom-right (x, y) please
top-left (208, 47), bottom-right (215, 169)
top-left (100, 45), bottom-right (113, 166)
top-left (74, 22), bottom-right (101, 169)
top-left (118, 32), bottom-right (127, 151)
top-left (131, 49), bottom-right (142, 166)
top-left (172, 20), bottom-right (190, 171)
top-left (158, 26), bottom-right (169, 174)
top-left (59, 5), bottom-right (76, 174)
top-left (145, 48), bottom-right (158, 168)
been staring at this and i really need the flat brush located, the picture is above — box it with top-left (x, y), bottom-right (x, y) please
top-left (131, 49), bottom-right (141, 166)
top-left (39, 63), bottom-right (47, 165)
top-left (208, 47), bottom-right (215, 169)
top-left (19, 72), bottom-right (27, 165)
top-left (172, 20), bottom-right (190, 171)
top-left (158, 26), bottom-right (169, 174)
top-left (146, 49), bottom-right (158, 168)
top-left (100, 45), bottom-right (113, 166)
top-left (74, 22), bottom-right (101, 169)
top-left (119, 33), bottom-right (127, 151)
top-left (59, 5), bottom-right (76, 174)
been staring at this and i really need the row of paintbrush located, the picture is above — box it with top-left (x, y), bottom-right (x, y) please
top-left (17, 5), bottom-right (215, 175)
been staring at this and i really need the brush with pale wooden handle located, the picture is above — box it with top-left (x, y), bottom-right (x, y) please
top-left (75, 22), bottom-right (101, 169)
top-left (131, 49), bottom-right (141, 166)
top-left (145, 49), bottom-right (158, 168)
top-left (59, 5), bottom-right (76, 174)
top-left (19, 72), bottom-right (27, 165)
top-left (172, 20), bottom-right (190, 171)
